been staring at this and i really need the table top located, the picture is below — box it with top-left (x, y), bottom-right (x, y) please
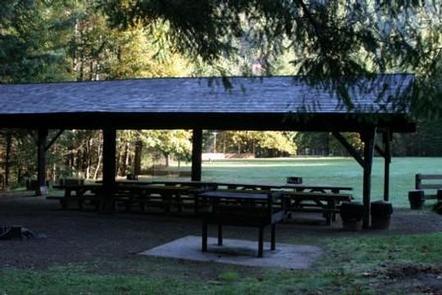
top-left (199, 190), bottom-right (272, 201)
top-left (281, 184), bottom-right (353, 191)
top-left (283, 191), bottom-right (352, 201)
top-left (55, 180), bottom-right (352, 194)
top-left (152, 180), bottom-right (217, 187)
top-left (117, 184), bottom-right (193, 192)
top-left (214, 182), bottom-right (280, 189)
top-left (53, 183), bottom-right (101, 189)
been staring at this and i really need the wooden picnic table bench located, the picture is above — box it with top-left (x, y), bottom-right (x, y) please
top-left (113, 184), bottom-right (197, 213)
top-left (415, 174), bottom-right (442, 199)
top-left (198, 190), bottom-right (284, 257)
top-left (282, 191), bottom-right (353, 225)
top-left (50, 183), bottom-right (200, 213)
top-left (49, 184), bottom-right (102, 209)
top-left (213, 182), bottom-right (282, 191)
top-left (281, 184), bottom-right (353, 194)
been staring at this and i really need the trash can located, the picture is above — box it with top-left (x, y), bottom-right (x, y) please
top-left (371, 201), bottom-right (393, 229)
top-left (408, 190), bottom-right (425, 209)
top-left (340, 202), bottom-right (364, 231)
top-left (434, 190), bottom-right (442, 214)
top-left (286, 177), bottom-right (303, 184)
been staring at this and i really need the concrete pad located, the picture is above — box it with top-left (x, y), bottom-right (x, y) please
top-left (139, 235), bottom-right (322, 269)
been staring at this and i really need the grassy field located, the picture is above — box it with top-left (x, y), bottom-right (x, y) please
top-left (2, 232), bottom-right (442, 294)
top-left (198, 157), bottom-right (442, 207)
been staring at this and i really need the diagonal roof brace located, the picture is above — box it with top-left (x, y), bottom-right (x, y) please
top-left (332, 131), bottom-right (365, 168)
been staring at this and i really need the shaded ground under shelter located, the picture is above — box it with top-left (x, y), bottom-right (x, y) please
top-left (0, 74), bottom-right (416, 228)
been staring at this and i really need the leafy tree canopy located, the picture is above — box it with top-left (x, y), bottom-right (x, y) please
top-left (101, 0), bottom-right (442, 117)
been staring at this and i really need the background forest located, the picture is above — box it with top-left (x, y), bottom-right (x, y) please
top-left (0, 0), bottom-right (441, 189)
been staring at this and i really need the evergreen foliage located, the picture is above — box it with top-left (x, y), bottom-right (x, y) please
top-left (0, 1), bottom-right (441, 189)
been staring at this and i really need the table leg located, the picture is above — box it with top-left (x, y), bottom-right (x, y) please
top-left (271, 224), bottom-right (276, 251)
top-left (202, 221), bottom-right (208, 252)
top-left (164, 193), bottom-right (171, 213)
top-left (194, 196), bottom-right (199, 215)
top-left (326, 200), bottom-right (332, 225)
top-left (217, 224), bottom-right (223, 246)
top-left (258, 227), bottom-right (264, 257)
top-left (176, 193), bottom-right (183, 213)
top-left (331, 200), bottom-right (337, 222)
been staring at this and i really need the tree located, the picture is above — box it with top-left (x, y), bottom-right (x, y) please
top-left (101, 0), bottom-right (442, 116)
top-left (208, 131), bottom-right (296, 156)
top-left (0, 0), bottom-right (74, 83)
top-left (139, 130), bottom-right (192, 167)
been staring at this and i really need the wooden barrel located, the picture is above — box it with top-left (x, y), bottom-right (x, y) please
top-left (437, 189), bottom-right (442, 201)
top-left (408, 190), bottom-right (425, 209)
top-left (371, 201), bottom-right (393, 229)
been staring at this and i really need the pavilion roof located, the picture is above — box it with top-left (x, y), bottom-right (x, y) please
top-left (0, 74), bottom-right (415, 132)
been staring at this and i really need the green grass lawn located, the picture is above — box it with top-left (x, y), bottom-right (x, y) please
top-left (2, 232), bottom-right (442, 294)
top-left (197, 157), bottom-right (442, 207)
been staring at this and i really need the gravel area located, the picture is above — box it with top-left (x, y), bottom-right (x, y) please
top-left (1, 193), bottom-right (441, 271)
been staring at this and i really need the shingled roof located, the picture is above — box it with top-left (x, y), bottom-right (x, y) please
top-left (0, 74), bottom-right (415, 132)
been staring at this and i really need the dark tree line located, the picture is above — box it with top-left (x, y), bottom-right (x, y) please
top-left (0, 1), bottom-right (441, 190)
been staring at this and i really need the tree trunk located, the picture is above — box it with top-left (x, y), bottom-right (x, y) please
top-left (133, 140), bottom-right (142, 175)
top-left (120, 142), bottom-right (129, 176)
top-left (164, 153), bottom-right (170, 167)
top-left (93, 137), bottom-right (103, 180)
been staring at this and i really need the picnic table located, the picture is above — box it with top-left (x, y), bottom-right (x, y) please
top-left (50, 184), bottom-right (102, 209)
top-left (51, 182), bottom-right (201, 213)
top-left (151, 180), bottom-right (218, 190)
top-left (213, 182), bottom-right (281, 191)
top-left (282, 191), bottom-right (353, 225)
top-left (198, 190), bottom-right (284, 257)
top-left (281, 184), bottom-right (353, 194)
top-left (113, 184), bottom-right (197, 213)
top-left (49, 180), bottom-right (353, 225)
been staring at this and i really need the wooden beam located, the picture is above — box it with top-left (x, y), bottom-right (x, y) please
top-left (374, 144), bottom-right (386, 158)
top-left (45, 129), bottom-right (65, 152)
top-left (332, 132), bottom-right (364, 168)
top-left (361, 128), bottom-right (376, 229)
top-left (101, 128), bottom-right (116, 212)
top-left (36, 128), bottom-right (48, 196)
top-left (191, 129), bottom-right (203, 181)
top-left (383, 130), bottom-right (392, 201)
top-left (0, 112), bottom-right (417, 133)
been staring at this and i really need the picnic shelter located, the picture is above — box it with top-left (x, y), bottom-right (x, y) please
top-left (0, 74), bottom-right (416, 228)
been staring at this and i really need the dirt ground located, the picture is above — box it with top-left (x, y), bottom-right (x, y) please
top-left (1, 193), bottom-right (442, 277)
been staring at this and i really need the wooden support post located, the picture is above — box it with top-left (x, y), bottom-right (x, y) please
top-left (202, 221), bottom-right (208, 252)
top-left (383, 131), bottom-right (392, 202)
top-left (191, 129), bottom-right (203, 181)
top-left (361, 128), bottom-right (376, 229)
top-left (258, 227), bottom-right (264, 257)
top-left (217, 224), bottom-right (223, 246)
top-left (102, 128), bottom-right (116, 212)
top-left (36, 129), bottom-right (48, 196)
